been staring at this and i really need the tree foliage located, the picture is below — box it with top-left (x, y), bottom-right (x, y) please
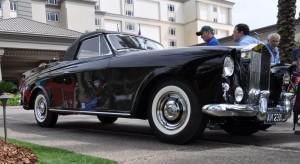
top-left (277, 0), bottom-right (297, 63)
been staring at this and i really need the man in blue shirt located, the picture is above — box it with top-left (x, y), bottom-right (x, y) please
top-left (196, 26), bottom-right (220, 46)
top-left (265, 33), bottom-right (281, 64)
top-left (233, 23), bottom-right (258, 46)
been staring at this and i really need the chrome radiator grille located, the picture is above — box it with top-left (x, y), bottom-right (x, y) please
top-left (247, 51), bottom-right (271, 104)
top-left (249, 52), bottom-right (262, 90)
top-left (249, 51), bottom-right (270, 90)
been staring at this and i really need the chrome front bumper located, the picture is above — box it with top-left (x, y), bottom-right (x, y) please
top-left (202, 91), bottom-right (293, 121)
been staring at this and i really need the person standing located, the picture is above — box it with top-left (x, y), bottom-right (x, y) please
top-left (233, 23), bottom-right (258, 46)
top-left (196, 26), bottom-right (220, 46)
top-left (265, 33), bottom-right (281, 64)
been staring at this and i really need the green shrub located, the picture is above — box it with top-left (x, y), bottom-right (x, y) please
top-left (0, 81), bottom-right (18, 95)
top-left (0, 81), bottom-right (19, 106)
top-left (0, 93), bottom-right (20, 106)
top-left (7, 93), bottom-right (21, 106)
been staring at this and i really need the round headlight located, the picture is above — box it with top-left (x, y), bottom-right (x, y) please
top-left (235, 86), bottom-right (244, 103)
top-left (223, 56), bottom-right (234, 76)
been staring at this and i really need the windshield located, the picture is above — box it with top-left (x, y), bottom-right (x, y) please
top-left (107, 34), bottom-right (164, 51)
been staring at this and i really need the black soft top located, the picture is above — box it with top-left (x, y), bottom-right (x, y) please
top-left (65, 30), bottom-right (162, 61)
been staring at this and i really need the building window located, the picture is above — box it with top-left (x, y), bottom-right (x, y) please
top-left (213, 18), bottom-right (218, 23)
top-left (125, 10), bottom-right (134, 16)
top-left (95, 3), bottom-right (100, 10)
top-left (125, 22), bottom-right (135, 31)
top-left (168, 17), bottom-right (175, 23)
top-left (95, 18), bottom-right (101, 26)
top-left (10, 1), bottom-right (17, 11)
top-left (168, 4), bottom-right (175, 12)
top-left (169, 40), bottom-right (176, 47)
top-left (47, 12), bottom-right (59, 22)
top-left (213, 5), bottom-right (218, 12)
top-left (169, 28), bottom-right (176, 35)
top-left (125, 0), bottom-right (133, 4)
top-left (46, 0), bottom-right (59, 5)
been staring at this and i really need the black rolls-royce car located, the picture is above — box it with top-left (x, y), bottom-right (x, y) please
top-left (19, 31), bottom-right (292, 144)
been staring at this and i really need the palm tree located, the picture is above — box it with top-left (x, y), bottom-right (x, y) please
top-left (277, 0), bottom-right (297, 63)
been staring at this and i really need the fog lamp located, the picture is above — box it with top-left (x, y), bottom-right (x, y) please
top-left (235, 86), bottom-right (244, 103)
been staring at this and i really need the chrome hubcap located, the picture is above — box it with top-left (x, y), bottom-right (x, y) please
top-left (156, 92), bottom-right (187, 130)
top-left (36, 97), bottom-right (46, 120)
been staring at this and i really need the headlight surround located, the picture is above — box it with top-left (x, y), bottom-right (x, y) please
top-left (223, 56), bottom-right (234, 76)
top-left (234, 86), bottom-right (244, 103)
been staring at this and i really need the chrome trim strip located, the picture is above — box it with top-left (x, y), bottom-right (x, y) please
top-left (49, 109), bottom-right (131, 116)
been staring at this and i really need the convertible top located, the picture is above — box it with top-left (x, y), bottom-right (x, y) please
top-left (65, 31), bottom-right (161, 61)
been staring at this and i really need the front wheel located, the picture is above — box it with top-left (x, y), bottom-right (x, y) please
top-left (34, 91), bottom-right (58, 127)
top-left (147, 80), bottom-right (207, 144)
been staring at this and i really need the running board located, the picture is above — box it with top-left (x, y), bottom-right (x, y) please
top-left (49, 109), bottom-right (131, 117)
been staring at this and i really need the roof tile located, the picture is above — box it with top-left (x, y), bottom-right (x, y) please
top-left (0, 17), bottom-right (82, 38)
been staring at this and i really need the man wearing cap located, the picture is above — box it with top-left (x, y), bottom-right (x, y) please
top-left (196, 26), bottom-right (220, 46)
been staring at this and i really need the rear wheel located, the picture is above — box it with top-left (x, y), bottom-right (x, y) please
top-left (34, 92), bottom-right (58, 127)
top-left (147, 79), bottom-right (207, 144)
top-left (97, 116), bottom-right (118, 124)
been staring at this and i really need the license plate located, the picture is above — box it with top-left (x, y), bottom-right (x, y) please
top-left (265, 113), bottom-right (283, 123)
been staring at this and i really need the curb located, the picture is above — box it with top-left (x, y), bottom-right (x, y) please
top-left (295, 130), bottom-right (300, 134)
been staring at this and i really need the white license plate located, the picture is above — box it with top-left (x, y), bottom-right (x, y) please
top-left (265, 113), bottom-right (283, 123)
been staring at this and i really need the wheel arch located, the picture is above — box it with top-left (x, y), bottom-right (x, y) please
top-left (28, 87), bottom-right (49, 110)
top-left (131, 73), bottom-right (198, 119)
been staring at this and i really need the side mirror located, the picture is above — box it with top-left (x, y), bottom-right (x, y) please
top-left (49, 58), bottom-right (59, 63)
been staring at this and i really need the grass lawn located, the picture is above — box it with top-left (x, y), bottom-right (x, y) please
top-left (6, 138), bottom-right (116, 164)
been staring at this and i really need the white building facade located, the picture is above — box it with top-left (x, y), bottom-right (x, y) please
top-left (0, 0), bottom-right (234, 48)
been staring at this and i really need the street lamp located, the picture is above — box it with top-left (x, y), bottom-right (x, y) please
top-left (0, 93), bottom-right (12, 141)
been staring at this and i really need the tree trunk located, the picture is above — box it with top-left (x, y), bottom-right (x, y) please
top-left (277, 0), bottom-right (296, 64)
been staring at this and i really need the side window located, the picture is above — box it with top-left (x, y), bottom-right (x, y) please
top-left (77, 37), bottom-right (99, 59)
top-left (100, 36), bottom-right (111, 55)
top-left (77, 35), bottom-right (111, 59)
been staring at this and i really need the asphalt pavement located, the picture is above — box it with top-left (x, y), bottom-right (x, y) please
top-left (0, 106), bottom-right (300, 164)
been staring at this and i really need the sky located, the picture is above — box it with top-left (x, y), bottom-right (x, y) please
top-left (228, 0), bottom-right (300, 30)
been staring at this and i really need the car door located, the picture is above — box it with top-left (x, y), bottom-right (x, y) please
top-left (61, 35), bottom-right (112, 111)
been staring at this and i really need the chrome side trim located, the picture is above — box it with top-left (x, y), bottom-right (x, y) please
top-left (49, 109), bottom-right (131, 117)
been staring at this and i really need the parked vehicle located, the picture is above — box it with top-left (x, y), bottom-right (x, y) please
top-left (19, 31), bottom-right (293, 144)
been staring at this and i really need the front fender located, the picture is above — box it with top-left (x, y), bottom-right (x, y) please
top-left (28, 86), bottom-right (50, 110)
